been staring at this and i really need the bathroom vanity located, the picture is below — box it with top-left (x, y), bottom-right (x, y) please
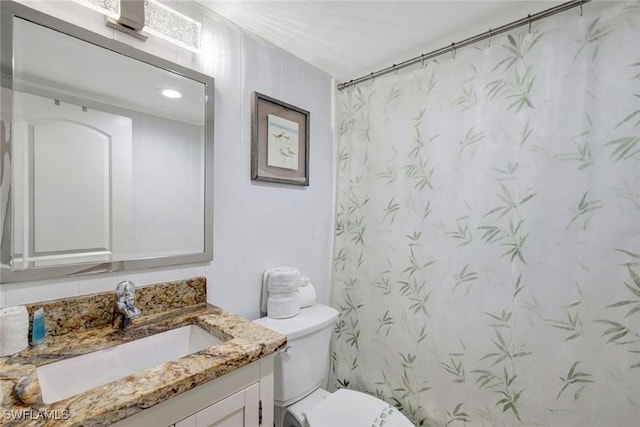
top-left (0, 278), bottom-right (286, 426)
top-left (114, 356), bottom-right (273, 427)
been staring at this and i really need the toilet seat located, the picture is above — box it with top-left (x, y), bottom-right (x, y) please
top-left (284, 389), bottom-right (330, 426)
top-left (303, 389), bottom-right (414, 427)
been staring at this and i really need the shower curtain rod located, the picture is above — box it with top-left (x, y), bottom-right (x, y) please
top-left (337, 0), bottom-right (591, 91)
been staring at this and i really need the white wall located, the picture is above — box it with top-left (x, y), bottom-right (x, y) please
top-left (0, 0), bottom-right (335, 320)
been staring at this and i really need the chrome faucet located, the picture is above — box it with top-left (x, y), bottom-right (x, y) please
top-left (113, 280), bottom-right (141, 329)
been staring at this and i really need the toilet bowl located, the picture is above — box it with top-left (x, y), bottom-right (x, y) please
top-left (254, 304), bottom-right (413, 427)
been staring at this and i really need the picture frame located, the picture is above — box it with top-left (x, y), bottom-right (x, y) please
top-left (251, 92), bottom-right (310, 186)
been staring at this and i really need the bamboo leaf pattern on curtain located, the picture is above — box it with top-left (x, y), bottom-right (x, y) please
top-left (330, 2), bottom-right (640, 426)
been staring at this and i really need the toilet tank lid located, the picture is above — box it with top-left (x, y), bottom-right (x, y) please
top-left (254, 304), bottom-right (339, 340)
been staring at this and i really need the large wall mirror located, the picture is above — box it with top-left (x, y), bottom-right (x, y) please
top-left (0, 2), bottom-right (214, 283)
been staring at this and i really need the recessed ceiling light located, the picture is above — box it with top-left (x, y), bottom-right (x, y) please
top-left (160, 88), bottom-right (182, 99)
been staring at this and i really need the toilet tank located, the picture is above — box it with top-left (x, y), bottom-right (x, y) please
top-left (254, 304), bottom-right (338, 407)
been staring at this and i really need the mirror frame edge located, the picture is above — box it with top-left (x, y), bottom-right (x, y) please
top-left (0, 1), bottom-right (214, 284)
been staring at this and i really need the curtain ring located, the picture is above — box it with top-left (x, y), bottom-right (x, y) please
top-left (451, 42), bottom-right (456, 59)
top-left (580, 1), bottom-right (583, 17)
top-left (488, 29), bottom-right (492, 47)
top-left (528, 14), bottom-right (532, 33)
top-left (421, 54), bottom-right (427, 69)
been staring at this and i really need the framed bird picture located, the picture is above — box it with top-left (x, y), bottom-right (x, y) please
top-left (251, 92), bottom-right (310, 186)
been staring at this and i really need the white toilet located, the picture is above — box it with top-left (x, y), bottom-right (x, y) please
top-left (255, 304), bottom-right (414, 427)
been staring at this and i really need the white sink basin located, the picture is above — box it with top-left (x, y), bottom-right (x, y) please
top-left (37, 325), bottom-right (224, 404)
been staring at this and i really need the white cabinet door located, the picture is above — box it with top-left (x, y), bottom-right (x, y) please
top-left (176, 383), bottom-right (260, 427)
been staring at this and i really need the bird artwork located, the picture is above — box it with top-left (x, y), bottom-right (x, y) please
top-left (279, 147), bottom-right (293, 158)
top-left (285, 147), bottom-right (297, 156)
top-left (270, 130), bottom-right (291, 142)
top-left (267, 114), bottom-right (299, 171)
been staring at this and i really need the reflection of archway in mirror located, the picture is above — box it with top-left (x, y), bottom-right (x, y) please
top-left (11, 92), bottom-right (133, 269)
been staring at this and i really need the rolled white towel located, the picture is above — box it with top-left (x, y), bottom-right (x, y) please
top-left (267, 291), bottom-right (301, 319)
top-left (267, 266), bottom-right (300, 294)
top-left (0, 305), bottom-right (29, 356)
top-left (298, 280), bottom-right (317, 308)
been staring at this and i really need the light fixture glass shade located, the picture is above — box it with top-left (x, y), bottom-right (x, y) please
top-left (73, 0), bottom-right (201, 53)
top-left (145, 0), bottom-right (201, 53)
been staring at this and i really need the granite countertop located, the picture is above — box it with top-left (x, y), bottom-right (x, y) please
top-left (0, 278), bottom-right (287, 427)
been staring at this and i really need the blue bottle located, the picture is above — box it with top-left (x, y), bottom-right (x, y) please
top-left (32, 308), bottom-right (45, 345)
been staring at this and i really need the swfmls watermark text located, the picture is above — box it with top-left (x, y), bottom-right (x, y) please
top-left (3, 409), bottom-right (70, 421)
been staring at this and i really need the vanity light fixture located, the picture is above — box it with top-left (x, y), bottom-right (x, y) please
top-left (160, 88), bottom-right (182, 99)
top-left (73, 0), bottom-right (201, 52)
top-left (105, 0), bottom-right (148, 41)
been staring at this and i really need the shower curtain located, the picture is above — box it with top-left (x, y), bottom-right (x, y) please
top-left (330, 1), bottom-right (640, 426)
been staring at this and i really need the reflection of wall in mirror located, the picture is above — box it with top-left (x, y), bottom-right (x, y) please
top-left (132, 115), bottom-right (204, 259)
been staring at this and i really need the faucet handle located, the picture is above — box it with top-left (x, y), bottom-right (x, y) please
top-left (114, 280), bottom-right (141, 328)
top-left (116, 280), bottom-right (136, 300)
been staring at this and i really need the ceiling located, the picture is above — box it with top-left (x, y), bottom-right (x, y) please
top-left (196, 0), bottom-right (564, 82)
